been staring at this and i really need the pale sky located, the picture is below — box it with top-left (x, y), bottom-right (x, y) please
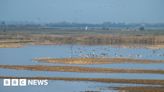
top-left (0, 0), bottom-right (164, 23)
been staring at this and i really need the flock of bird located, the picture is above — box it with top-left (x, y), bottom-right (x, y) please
top-left (70, 46), bottom-right (164, 59)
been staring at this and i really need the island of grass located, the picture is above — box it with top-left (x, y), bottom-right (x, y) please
top-left (1, 64), bottom-right (164, 74)
top-left (33, 57), bottom-right (164, 65)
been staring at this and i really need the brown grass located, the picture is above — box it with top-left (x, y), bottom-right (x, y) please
top-left (0, 39), bottom-right (34, 48)
top-left (0, 43), bottom-right (23, 48)
top-left (112, 86), bottom-right (164, 92)
top-left (1, 65), bottom-right (164, 74)
top-left (0, 33), bottom-right (164, 48)
top-left (0, 76), bottom-right (164, 85)
top-left (34, 57), bottom-right (164, 64)
top-left (31, 34), bottom-right (164, 47)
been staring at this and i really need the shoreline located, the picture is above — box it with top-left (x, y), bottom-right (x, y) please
top-left (110, 86), bottom-right (164, 92)
top-left (1, 65), bottom-right (164, 74)
top-left (34, 57), bottom-right (164, 64)
top-left (0, 76), bottom-right (164, 85)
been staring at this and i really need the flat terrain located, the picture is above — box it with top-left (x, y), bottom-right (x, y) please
top-left (0, 76), bottom-right (164, 85)
top-left (34, 57), bottom-right (164, 64)
top-left (111, 86), bottom-right (164, 92)
top-left (0, 27), bottom-right (164, 92)
top-left (1, 64), bottom-right (164, 74)
top-left (0, 27), bottom-right (164, 48)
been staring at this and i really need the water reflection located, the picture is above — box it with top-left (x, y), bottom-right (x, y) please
top-left (0, 45), bottom-right (164, 92)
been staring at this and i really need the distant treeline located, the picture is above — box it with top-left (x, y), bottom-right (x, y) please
top-left (0, 21), bottom-right (164, 28)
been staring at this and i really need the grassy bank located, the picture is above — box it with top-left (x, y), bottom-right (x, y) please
top-left (1, 65), bottom-right (164, 74)
top-left (111, 86), bottom-right (164, 92)
top-left (34, 57), bottom-right (164, 64)
top-left (0, 76), bottom-right (164, 85)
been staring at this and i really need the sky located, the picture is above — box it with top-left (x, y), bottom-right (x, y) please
top-left (0, 0), bottom-right (164, 23)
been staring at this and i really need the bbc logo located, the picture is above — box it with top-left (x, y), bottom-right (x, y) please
top-left (3, 79), bottom-right (26, 86)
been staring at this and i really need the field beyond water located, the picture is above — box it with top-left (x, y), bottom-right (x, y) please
top-left (0, 27), bottom-right (164, 48)
top-left (0, 27), bottom-right (164, 92)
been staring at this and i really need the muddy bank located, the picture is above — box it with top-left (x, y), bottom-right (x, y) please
top-left (0, 76), bottom-right (164, 85)
top-left (0, 39), bottom-right (34, 48)
top-left (111, 86), bottom-right (164, 92)
top-left (1, 65), bottom-right (164, 74)
top-left (0, 43), bottom-right (23, 48)
top-left (34, 57), bottom-right (164, 65)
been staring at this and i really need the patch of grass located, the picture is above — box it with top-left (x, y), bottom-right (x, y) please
top-left (1, 65), bottom-right (164, 74)
top-left (0, 76), bottom-right (164, 85)
top-left (34, 57), bottom-right (164, 64)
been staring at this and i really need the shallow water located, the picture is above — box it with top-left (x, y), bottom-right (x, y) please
top-left (0, 45), bottom-right (164, 63)
top-left (0, 78), bottom-right (159, 92)
top-left (0, 45), bottom-right (164, 92)
top-left (1, 79), bottom-right (148, 92)
top-left (1, 69), bottom-right (164, 79)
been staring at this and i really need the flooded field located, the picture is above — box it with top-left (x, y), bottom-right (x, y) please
top-left (1, 0), bottom-right (164, 91)
top-left (0, 45), bottom-right (164, 92)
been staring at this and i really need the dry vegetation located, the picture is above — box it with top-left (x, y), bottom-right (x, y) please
top-left (0, 39), bottom-right (34, 48)
top-left (111, 86), bottom-right (164, 92)
top-left (0, 43), bottom-right (23, 48)
top-left (1, 65), bottom-right (164, 74)
top-left (34, 57), bottom-right (164, 64)
top-left (0, 76), bottom-right (164, 85)
top-left (0, 28), bottom-right (164, 48)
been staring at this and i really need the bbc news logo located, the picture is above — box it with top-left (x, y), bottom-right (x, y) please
top-left (3, 79), bottom-right (48, 86)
